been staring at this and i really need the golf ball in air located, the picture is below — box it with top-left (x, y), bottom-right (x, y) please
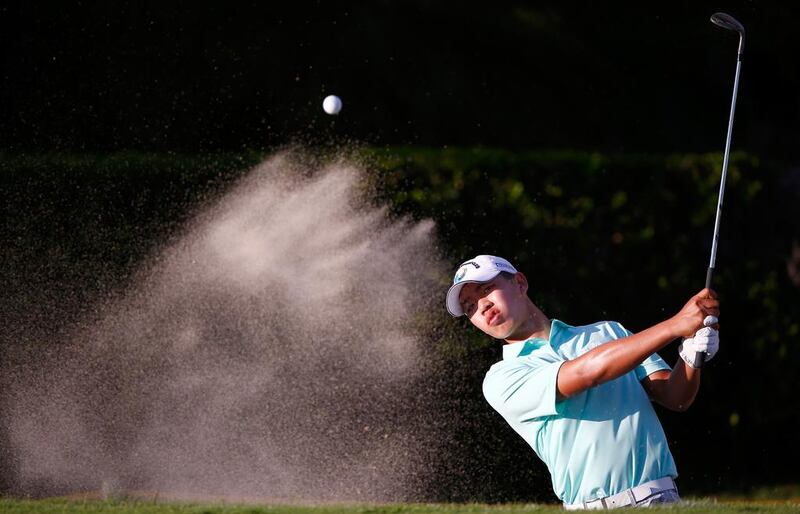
top-left (323, 95), bottom-right (342, 115)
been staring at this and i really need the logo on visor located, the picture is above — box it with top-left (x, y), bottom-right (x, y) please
top-left (454, 261), bottom-right (480, 283)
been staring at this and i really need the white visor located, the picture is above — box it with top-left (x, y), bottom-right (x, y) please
top-left (446, 255), bottom-right (518, 317)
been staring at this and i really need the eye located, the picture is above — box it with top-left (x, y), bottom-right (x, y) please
top-left (463, 301), bottom-right (476, 316)
top-left (483, 283), bottom-right (494, 294)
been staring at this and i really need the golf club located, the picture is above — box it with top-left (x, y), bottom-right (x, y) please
top-left (695, 12), bottom-right (745, 368)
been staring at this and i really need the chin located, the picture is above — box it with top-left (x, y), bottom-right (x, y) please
top-left (479, 326), bottom-right (500, 339)
top-left (489, 325), bottom-right (512, 340)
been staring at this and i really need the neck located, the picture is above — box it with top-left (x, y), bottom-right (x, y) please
top-left (504, 300), bottom-right (551, 344)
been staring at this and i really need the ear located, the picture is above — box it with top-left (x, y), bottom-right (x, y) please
top-left (514, 272), bottom-right (529, 295)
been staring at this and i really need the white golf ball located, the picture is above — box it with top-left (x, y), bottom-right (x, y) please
top-left (323, 95), bottom-right (342, 115)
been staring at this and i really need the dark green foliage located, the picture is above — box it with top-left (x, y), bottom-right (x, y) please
top-left (1, 149), bottom-right (798, 500)
top-left (0, 151), bottom-right (261, 317)
top-left (361, 147), bottom-right (800, 495)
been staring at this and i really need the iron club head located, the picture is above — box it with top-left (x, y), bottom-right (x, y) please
top-left (711, 12), bottom-right (745, 54)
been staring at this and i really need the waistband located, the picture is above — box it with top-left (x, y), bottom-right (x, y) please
top-left (564, 477), bottom-right (677, 510)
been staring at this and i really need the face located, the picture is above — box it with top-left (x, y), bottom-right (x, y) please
top-left (458, 273), bottom-right (529, 340)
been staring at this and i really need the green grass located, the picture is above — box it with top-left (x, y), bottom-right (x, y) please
top-left (1, 499), bottom-right (799, 514)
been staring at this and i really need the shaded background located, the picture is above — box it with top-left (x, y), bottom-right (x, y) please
top-left (2, 0), bottom-right (799, 503)
top-left (1, 1), bottom-right (799, 157)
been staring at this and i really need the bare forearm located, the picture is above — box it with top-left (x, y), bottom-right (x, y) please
top-left (559, 319), bottom-right (679, 397)
top-left (583, 320), bottom-right (677, 384)
top-left (556, 289), bottom-right (719, 399)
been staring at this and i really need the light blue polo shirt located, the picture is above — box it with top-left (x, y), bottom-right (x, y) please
top-left (482, 319), bottom-right (677, 505)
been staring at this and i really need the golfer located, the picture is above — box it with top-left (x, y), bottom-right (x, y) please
top-left (446, 255), bottom-right (720, 509)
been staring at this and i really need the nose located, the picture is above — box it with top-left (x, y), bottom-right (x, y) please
top-left (479, 298), bottom-right (493, 317)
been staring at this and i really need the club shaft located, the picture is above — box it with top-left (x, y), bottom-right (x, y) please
top-left (697, 48), bottom-right (742, 369)
top-left (707, 55), bottom-right (741, 276)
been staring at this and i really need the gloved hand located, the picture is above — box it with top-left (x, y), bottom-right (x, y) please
top-left (679, 316), bottom-right (720, 368)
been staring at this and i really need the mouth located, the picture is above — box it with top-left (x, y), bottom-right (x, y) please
top-left (486, 309), bottom-right (502, 327)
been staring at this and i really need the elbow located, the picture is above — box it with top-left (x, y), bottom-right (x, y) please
top-left (557, 359), bottom-right (603, 400)
top-left (584, 355), bottom-right (614, 389)
top-left (575, 357), bottom-right (606, 391)
top-left (669, 401), bottom-right (691, 413)
top-left (560, 344), bottom-right (640, 399)
top-left (662, 395), bottom-right (695, 412)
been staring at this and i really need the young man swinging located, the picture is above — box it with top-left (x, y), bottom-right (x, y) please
top-left (446, 255), bottom-right (720, 509)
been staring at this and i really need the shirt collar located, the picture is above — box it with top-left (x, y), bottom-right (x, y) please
top-left (501, 319), bottom-right (563, 360)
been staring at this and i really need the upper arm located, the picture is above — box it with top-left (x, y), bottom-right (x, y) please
top-left (641, 360), bottom-right (701, 412)
top-left (641, 369), bottom-right (671, 402)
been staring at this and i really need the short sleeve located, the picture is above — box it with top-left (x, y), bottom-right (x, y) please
top-left (611, 322), bottom-right (672, 380)
top-left (635, 351), bottom-right (671, 380)
top-left (483, 356), bottom-right (565, 423)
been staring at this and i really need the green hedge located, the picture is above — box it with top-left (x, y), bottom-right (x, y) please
top-left (359, 146), bottom-right (800, 496)
top-left (1, 148), bottom-right (798, 499)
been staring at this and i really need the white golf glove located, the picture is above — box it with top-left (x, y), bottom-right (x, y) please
top-left (679, 316), bottom-right (720, 368)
